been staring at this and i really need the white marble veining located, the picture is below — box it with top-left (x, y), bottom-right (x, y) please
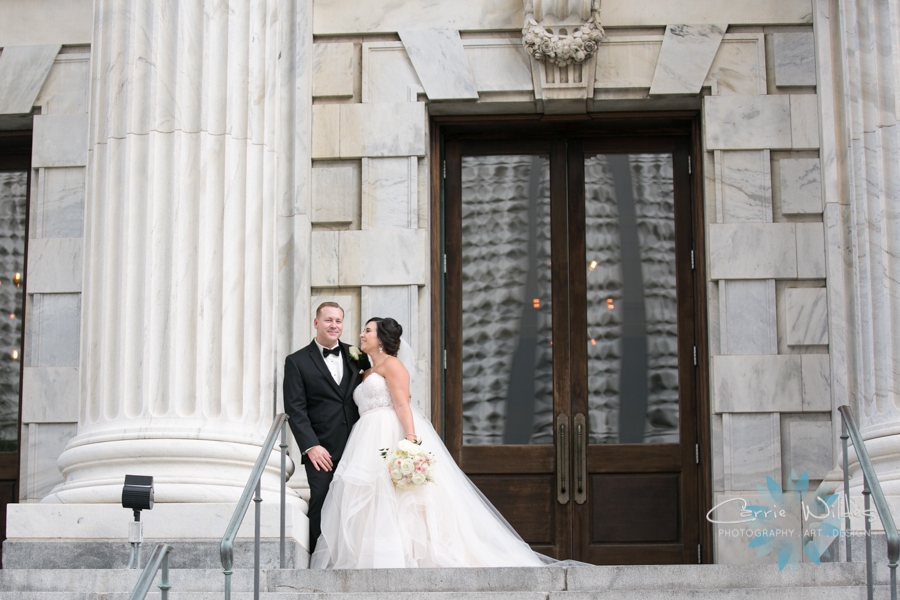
top-left (25, 238), bottom-right (83, 293)
top-left (463, 39), bottom-right (533, 93)
top-left (774, 32), bottom-right (817, 87)
top-left (0, 2), bottom-right (91, 47)
top-left (717, 150), bottom-right (772, 222)
top-left (314, 0), bottom-right (522, 35)
top-left (720, 280), bottom-right (777, 355)
top-left (785, 287), bottom-right (829, 346)
top-left (35, 167), bottom-right (85, 238)
top-left (790, 94), bottom-right (820, 149)
top-left (399, 29), bottom-right (478, 101)
top-left (312, 43), bottom-right (356, 98)
top-left (649, 24), bottom-right (726, 95)
top-left (593, 36), bottom-right (662, 89)
top-left (712, 413), bottom-right (724, 491)
top-left (709, 223), bottom-right (797, 279)
top-left (722, 412), bottom-right (782, 489)
top-left (311, 229), bottom-right (428, 287)
top-left (713, 354), bottom-right (802, 412)
top-left (362, 42), bottom-right (423, 103)
top-left (312, 104), bottom-right (341, 159)
top-left (21, 366), bottom-right (79, 423)
top-left (21, 422), bottom-right (76, 502)
top-left (310, 231), bottom-right (340, 288)
top-left (340, 102), bottom-right (427, 158)
top-left (705, 34), bottom-right (766, 96)
top-left (33, 54), bottom-right (90, 116)
top-left (801, 354), bottom-right (832, 411)
top-left (338, 229), bottom-right (428, 286)
top-left (704, 95), bottom-right (792, 150)
top-left (795, 222), bottom-right (826, 278)
top-left (311, 163), bottom-right (359, 224)
top-left (26, 293), bottom-right (80, 368)
top-left (0, 44), bottom-right (60, 114)
top-left (783, 417), bottom-right (834, 478)
top-left (362, 157), bottom-right (417, 229)
top-left (779, 158), bottom-right (822, 214)
top-left (32, 114), bottom-right (88, 167)
top-left (601, 0), bottom-right (813, 26)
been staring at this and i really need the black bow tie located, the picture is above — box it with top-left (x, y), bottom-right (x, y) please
top-left (322, 346), bottom-right (341, 358)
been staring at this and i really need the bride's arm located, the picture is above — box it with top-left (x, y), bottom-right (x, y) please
top-left (383, 358), bottom-right (416, 440)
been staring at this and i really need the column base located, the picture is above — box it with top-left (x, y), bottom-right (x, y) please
top-left (4, 502), bottom-right (310, 569)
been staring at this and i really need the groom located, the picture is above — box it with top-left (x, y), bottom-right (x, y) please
top-left (283, 302), bottom-right (368, 554)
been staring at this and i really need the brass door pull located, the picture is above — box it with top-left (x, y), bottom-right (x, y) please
top-left (556, 413), bottom-right (570, 504)
top-left (574, 413), bottom-right (587, 504)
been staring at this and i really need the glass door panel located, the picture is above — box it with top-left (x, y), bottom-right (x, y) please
top-left (460, 155), bottom-right (553, 445)
top-left (583, 154), bottom-right (679, 444)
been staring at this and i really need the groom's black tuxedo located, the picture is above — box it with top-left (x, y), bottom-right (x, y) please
top-left (283, 339), bottom-right (367, 553)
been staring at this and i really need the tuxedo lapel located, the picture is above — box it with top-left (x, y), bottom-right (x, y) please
top-left (308, 342), bottom-right (342, 395)
top-left (340, 341), bottom-right (361, 399)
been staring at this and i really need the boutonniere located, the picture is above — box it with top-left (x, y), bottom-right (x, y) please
top-left (348, 346), bottom-right (361, 362)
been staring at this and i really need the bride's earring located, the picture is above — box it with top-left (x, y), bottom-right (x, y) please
top-left (379, 345), bottom-right (383, 354)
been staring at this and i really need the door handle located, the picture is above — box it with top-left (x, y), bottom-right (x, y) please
top-left (556, 413), bottom-right (569, 504)
top-left (574, 413), bottom-right (587, 504)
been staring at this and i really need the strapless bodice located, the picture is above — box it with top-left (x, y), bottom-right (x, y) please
top-left (353, 373), bottom-right (394, 414)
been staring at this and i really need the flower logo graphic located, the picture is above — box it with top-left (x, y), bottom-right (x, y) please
top-left (746, 470), bottom-right (841, 570)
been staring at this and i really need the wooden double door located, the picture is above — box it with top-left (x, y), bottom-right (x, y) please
top-left (441, 127), bottom-right (706, 564)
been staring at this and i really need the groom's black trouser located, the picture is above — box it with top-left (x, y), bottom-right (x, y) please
top-left (305, 461), bottom-right (337, 554)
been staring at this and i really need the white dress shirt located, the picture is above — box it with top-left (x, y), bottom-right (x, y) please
top-left (314, 340), bottom-right (343, 385)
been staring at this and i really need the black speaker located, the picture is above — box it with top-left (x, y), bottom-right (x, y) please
top-left (122, 474), bottom-right (154, 511)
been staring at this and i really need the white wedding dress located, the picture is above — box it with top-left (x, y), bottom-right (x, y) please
top-left (310, 372), bottom-right (545, 568)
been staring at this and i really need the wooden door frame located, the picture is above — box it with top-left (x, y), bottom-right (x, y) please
top-left (429, 112), bottom-right (713, 562)
top-left (0, 130), bottom-right (32, 567)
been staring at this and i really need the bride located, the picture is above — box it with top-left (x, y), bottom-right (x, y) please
top-left (310, 317), bottom-right (545, 568)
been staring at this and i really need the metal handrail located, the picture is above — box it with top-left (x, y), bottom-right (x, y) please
top-left (220, 413), bottom-right (290, 600)
top-left (838, 405), bottom-right (899, 600)
top-left (128, 544), bottom-right (172, 600)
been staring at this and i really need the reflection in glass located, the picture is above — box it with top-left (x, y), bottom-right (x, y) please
top-left (0, 172), bottom-right (26, 451)
top-left (461, 156), bottom-right (553, 445)
top-left (584, 154), bottom-right (679, 444)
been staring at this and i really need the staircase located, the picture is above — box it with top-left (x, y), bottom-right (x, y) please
top-left (0, 563), bottom-right (889, 599)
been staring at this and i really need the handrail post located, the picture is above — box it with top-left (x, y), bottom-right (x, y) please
top-left (280, 420), bottom-right (287, 569)
top-left (158, 550), bottom-right (170, 600)
top-left (254, 479), bottom-right (262, 600)
top-left (842, 418), bottom-right (851, 561)
top-left (863, 474), bottom-right (873, 600)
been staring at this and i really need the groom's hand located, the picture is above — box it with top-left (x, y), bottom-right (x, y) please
top-left (307, 445), bottom-right (333, 472)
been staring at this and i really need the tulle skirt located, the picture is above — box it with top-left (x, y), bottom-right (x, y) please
top-left (310, 405), bottom-right (545, 569)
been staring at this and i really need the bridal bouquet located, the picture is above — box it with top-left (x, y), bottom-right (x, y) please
top-left (380, 439), bottom-right (436, 489)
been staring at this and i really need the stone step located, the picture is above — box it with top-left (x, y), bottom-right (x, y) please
top-left (0, 589), bottom-right (886, 600)
top-left (0, 563), bottom-right (890, 598)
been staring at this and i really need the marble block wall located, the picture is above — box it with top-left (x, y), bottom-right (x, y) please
top-left (702, 24), bottom-right (835, 564)
top-left (0, 44), bottom-right (91, 502)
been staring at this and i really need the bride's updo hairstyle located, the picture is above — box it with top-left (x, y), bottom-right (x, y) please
top-left (366, 317), bottom-right (402, 357)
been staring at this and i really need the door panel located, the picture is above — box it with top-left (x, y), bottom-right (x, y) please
top-left (443, 131), bottom-right (701, 564)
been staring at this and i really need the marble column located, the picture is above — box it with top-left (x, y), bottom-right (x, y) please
top-left (44, 0), bottom-right (302, 504)
top-left (822, 0), bottom-right (900, 499)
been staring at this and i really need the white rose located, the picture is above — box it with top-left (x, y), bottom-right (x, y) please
top-left (408, 444), bottom-right (424, 456)
top-left (390, 468), bottom-right (403, 481)
top-left (348, 346), bottom-right (361, 361)
top-left (397, 440), bottom-right (414, 453)
top-left (400, 459), bottom-right (414, 474)
top-left (411, 472), bottom-right (426, 485)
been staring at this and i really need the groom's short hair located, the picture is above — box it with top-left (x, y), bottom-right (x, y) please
top-left (315, 301), bottom-right (344, 318)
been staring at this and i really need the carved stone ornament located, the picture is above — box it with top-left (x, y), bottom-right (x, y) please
top-left (522, 0), bottom-right (605, 68)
